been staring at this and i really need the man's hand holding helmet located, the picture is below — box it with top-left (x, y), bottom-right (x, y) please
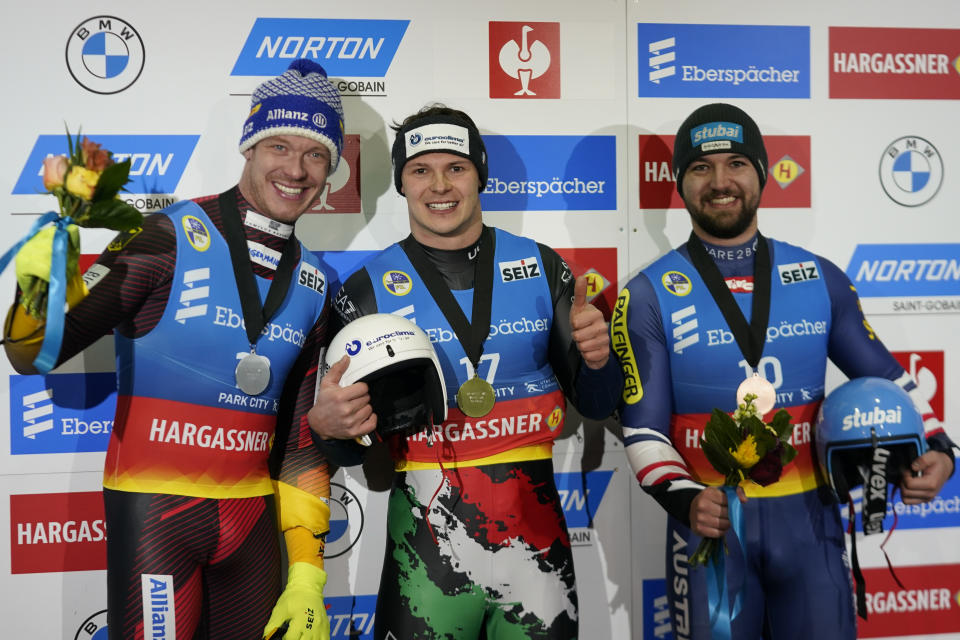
top-left (308, 355), bottom-right (377, 440)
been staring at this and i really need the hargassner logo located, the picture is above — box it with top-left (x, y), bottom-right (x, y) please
top-left (10, 491), bottom-right (107, 574)
top-left (15, 135), bottom-right (199, 210)
top-left (554, 470), bottom-right (613, 543)
top-left (555, 248), bottom-right (618, 319)
top-left (671, 305), bottom-right (699, 354)
top-left (231, 18), bottom-right (409, 79)
top-left (829, 27), bottom-right (960, 99)
top-left (638, 134), bottom-right (811, 209)
top-left (481, 135), bottom-right (615, 211)
top-left (10, 373), bottom-right (117, 455)
top-left (879, 136), bottom-right (943, 207)
top-left (309, 134), bottom-right (361, 214)
top-left (637, 23), bottom-right (810, 98)
top-left (857, 564), bottom-right (960, 637)
top-left (845, 244), bottom-right (960, 315)
top-left (489, 22), bottom-right (561, 99)
top-left (66, 16), bottom-right (144, 94)
top-left (176, 268), bottom-right (211, 323)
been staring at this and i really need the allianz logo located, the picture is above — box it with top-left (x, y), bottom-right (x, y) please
top-left (175, 268), bottom-right (210, 324)
top-left (648, 37), bottom-right (676, 83)
top-left (22, 388), bottom-right (54, 439)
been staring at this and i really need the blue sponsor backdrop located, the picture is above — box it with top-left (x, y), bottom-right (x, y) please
top-left (554, 469), bottom-right (614, 527)
top-left (642, 578), bottom-right (673, 640)
top-left (326, 594), bottom-right (377, 639)
top-left (14, 135), bottom-right (199, 196)
top-left (232, 18), bottom-right (409, 77)
top-left (481, 135), bottom-right (616, 211)
top-left (842, 472), bottom-right (960, 531)
top-left (637, 23), bottom-right (810, 98)
top-left (9, 372), bottom-right (116, 454)
top-left (845, 243), bottom-right (960, 297)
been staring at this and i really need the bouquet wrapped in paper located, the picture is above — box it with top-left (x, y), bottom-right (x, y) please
top-left (688, 394), bottom-right (797, 567)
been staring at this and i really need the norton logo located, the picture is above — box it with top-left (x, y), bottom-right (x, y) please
top-left (325, 482), bottom-right (364, 558)
top-left (309, 134), bottom-right (362, 214)
top-left (346, 340), bottom-right (362, 356)
top-left (500, 257), bottom-right (542, 282)
top-left (771, 155), bottom-right (806, 189)
top-left (880, 136), bottom-right (943, 207)
top-left (489, 22), bottom-right (560, 99)
top-left (66, 16), bottom-right (144, 94)
top-left (175, 267), bottom-right (210, 324)
top-left (382, 270), bottom-right (413, 296)
top-left (647, 37), bottom-right (676, 84)
top-left (74, 609), bottom-right (108, 640)
top-left (554, 470), bottom-right (614, 541)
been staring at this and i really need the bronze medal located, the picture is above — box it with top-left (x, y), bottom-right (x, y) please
top-left (736, 372), bottom-right (776, 415)
top-left (456, 376), bottom-right (496, 418)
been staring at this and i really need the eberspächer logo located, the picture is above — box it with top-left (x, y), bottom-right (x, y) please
top-left (66, 16), bottom-right (144, 94)
top-left (879, 136), bottom-right (943, 207)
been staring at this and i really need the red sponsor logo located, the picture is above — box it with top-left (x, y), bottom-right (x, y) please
top-left (554, 247), bottom-right (617, 320)
top-left (309, 134), bottom-right (361, 214)
top-left (892, 350), bottom-right (944, 421)
top-left (10, 491), bottom-right (107, 574)
top-left (857, 564), bottom-right (960, 637)
top-left (725, 276), bottom-right (754, 294)
top-left (489, 22), bottom-right (560, 99)
top-left (638, 134), bottom-right (811, 209)
top-left (829, 27), bottom-right (960, 99)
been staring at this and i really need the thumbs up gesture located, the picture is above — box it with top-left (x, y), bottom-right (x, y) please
top-left (569, 274), bottom-right (610, 370)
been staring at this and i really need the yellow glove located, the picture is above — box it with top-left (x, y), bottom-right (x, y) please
top-left (15, 224), bottom-right (81, 290)
top-left (263, 562), bottom-right (330, 640)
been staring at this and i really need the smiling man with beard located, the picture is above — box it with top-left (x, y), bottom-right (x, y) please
top-left (612, 103), bottom-right (955, 640)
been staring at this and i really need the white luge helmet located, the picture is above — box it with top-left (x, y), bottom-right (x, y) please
top-left (324, 313), bottom-right (447, 437)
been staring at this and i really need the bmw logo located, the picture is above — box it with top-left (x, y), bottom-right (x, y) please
top-left (66, 16), bottom-right (145, 94)
top-left (325, 482), bottom-right (364, 558)
top-left (74, 609), bottom-right (108, 639)
top-left (879, 136), bottom-right (943, 207)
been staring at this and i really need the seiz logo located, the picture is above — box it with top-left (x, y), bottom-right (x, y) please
top-left (298, 263), bottom-right (326, 294)
top-left (309, 134), bottom-right (362, 214)
top-left (778, 262), bottom-right (821, 285)
top-left (231, 18), bottom-right (409, 77)
top-left (175, 267), bottom-right (210, 323)
top-left (500, 257), bottom-right (541, 282)
top-left (671, 305), bottom-right (699, 354)
top-left (10, 373), bottom-right (117, 455)
top-left (554, 470), bottom-right (613, 530)
top-left (489, 22), bottom-right (560, 99)
top-left (648, 37), bottom-right (676, 84)
top-left (14, 135), bottom-right (198, 196)
top-left (10, 491), bottom-right (107, 574)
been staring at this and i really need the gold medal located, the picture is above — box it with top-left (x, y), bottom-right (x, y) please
top-left (456, 376), bottom-right (496, 418)
top-left (736, 372), bottom-right (776, 415)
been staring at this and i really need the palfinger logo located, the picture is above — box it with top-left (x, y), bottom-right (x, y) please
top-left (66, 16), bottom-right (145, 94)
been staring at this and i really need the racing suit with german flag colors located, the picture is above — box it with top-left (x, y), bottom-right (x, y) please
top-left (4, 188), bottom-right (334, 639)
top-left (330, 226), bottom-right (621, 640)
top-left (613, 234), bottom-right (954, 640)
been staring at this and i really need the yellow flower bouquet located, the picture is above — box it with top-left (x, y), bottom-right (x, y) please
top-left (688, 394), bottom-right (797, 567)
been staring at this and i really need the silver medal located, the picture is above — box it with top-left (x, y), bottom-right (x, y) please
top-left (736, 372), bottom-right (776, 415)
top-left (236, 351), bottom-right (271, 396)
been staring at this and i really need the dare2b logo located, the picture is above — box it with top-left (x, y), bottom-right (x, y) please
top-left (489, 22), bottom-right (560, 99)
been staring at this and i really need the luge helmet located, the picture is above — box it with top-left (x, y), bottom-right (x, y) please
top-left (324, 313), bottom-right (447, 437)
top-left (815, 377), bottom-right (926, 533)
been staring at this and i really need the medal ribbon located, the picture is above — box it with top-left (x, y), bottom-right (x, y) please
top-left (685, 231), bottom-right (771, 370)
top-left (218, 189), bottom-right (299, 348)
top-left (400, 226), bottom-right (495, 373)
top-left (706, 486), bottom-right (745, 640)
